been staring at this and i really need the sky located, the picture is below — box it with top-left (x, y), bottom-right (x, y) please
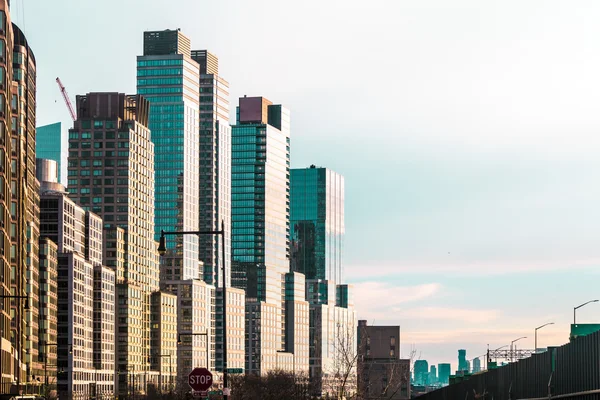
top-left (15, 0), bottom-right (600, 371)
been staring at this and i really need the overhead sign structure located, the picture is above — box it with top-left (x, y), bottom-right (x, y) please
top-left (188, 367), bottom-right (213, 392)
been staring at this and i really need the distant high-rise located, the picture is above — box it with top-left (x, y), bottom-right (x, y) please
top-left (458, 349), bottom-right (468, 372)
top-left (437, 363), bottom-right (451, 385)
top-left (36, 122), bottom-right (67, 186)
top-left (290, 166), bottom-right (344, 284)
top-left (67, 92), bottom-right (158, 396)
top-left (472, 357), bottom-right (481, 373)
top-left (231, 96), bottom-right (290, 374)
top-left (429, 365), bottom-right (437, 384)
top-left (414, 360), bottom-right (429, 386)
top-left (138, 29), bottom-right (201, 281)
top-left (190, 49), bottom-right (231, 288)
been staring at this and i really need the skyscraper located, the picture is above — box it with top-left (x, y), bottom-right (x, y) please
top-left (231, 96), bottom-right (290, 374)
top-left (472, 357), bottom-right (481, 373)
top-left (458, 349), bottom-right (468, 372)
top-left (429, 365), bottom-right (437, 384)
top-left (36, 122), bottom-right (67, 186)
top-left (67, 92), bottom-right (158, 396)
top-left (414, 360), bottom-right (429, 385)
top-left (290, 166), bottom-right (344, 284)
top-left (137, 29), bottom-right (201, 281)
top-left (191, 49), bottom-right (231, 288)
top-left (437, 363), bottom-right (451, 385)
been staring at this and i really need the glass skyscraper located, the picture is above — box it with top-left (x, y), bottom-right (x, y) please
top-left (36, 122), bottom-right (67, 186)
top-left (231, 96), bottom-right (290, 300)
top-left (231, 96), bottom-right (290, 373)
top-left (137, 29), bottom-right (201, 280)
top-left (290, 166), bottom-right (345, 284)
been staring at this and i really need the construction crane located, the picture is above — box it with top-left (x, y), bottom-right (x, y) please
top-left (55, 77), bottom-right (76, 121)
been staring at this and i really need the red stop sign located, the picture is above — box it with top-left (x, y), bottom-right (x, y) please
top-left (188, 367), bottom-right (213, 392)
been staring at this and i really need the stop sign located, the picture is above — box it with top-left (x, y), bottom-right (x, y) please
top-left (188, 367), bottom-right (213, 392)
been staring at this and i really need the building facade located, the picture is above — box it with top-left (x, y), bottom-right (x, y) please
top-left (67, 92), bottom-right (159, 396)
top-left (162, 280), bottom-right (214, 383)
top-left (284, 272), bottom-right (309, 374)
top-left (414, 360), bottom-right (429, 386)
top-left (357, 321), bottom-right (410, 399)
top-left (36, 122), bottom-right (67, 186)
top-left (93, 265), bottom-right (116, 399)
top-left (290, 166), bottom-right (344, 284)
top-left (215, 287), bottom-right (245, 375)
top-left (150, 291), bottom-right (178, 393)
top-left (137, 29), bottom-right (201, 281)
top-left (437, 363), bottom-right (451, 385)
top-left (190, 49), bottom-right (231, 288)
top-left (231, 96), bottom-right (290, 375)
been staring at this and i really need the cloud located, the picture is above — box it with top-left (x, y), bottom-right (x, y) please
top-left (345, 258), bottom-right (600, 280)
top-left (352, 281), bottom-right (441, 322)
top-left (398, 307), bottom-right (501, 324)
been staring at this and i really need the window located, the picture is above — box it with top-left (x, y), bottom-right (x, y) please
top-left (390, 336), bottom-right (396, 346)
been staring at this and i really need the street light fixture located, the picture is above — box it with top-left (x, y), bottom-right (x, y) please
top-left (510, 337), bottom-right (527, 363)
top-left (534, 323), bottom-right (554, 353)
top-left (177, 332), bottom-right (210, 371)
top-left (158, 221), bottom-right (228, 399)
top-left (574, 300), bottom-right (599, 324)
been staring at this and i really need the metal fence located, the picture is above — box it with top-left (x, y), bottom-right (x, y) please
top-left (418, 330), bottom-right (600, 400)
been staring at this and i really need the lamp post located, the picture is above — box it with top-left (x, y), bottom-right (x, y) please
top-left (510, 337), bottom-right (527, 362)
top-left (574, 300), bottom-right (599, 324)
top-left (178, 332), bottom-right (210, 371)
top-left (39, 342), bottom-right (58, 388)
top-left (158, 220), bottom-right (228, 399)
top-left (534, 323), bottom-right (554, 353)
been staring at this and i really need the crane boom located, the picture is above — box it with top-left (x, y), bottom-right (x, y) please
top-left (55, 77), bottom-right (76, 121)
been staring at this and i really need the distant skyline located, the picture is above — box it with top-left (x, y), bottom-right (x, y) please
top-left (20, 0), bottom-right (600, 368)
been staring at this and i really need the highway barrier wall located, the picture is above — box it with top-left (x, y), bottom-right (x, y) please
top-left (418, 329), bottom-right (600, 400)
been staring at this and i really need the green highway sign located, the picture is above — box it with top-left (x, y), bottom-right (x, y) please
top-left (225, 368), bottom-right (243, 374)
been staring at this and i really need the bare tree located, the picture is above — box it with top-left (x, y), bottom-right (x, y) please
top-left (228, 370), bottom-right (310, 400)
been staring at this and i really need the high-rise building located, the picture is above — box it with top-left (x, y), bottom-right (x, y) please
top-left (437, 363), bottom-right (451, 385)
top-left (429, 365), bottom-right (437, 384)
top-left (38, 237), bottom-right (58, 390)
top-left (150, 291), bottom-right (178, 392)
top-left (67, 92), bottom-right (159, 396)
top-left (472, 357), bottom-right (481, 373)
top-left (458, 349), bottom-right (467, 372)
top-left (231, 96), bottom-right (290, 375)
top-left (36, 122), bottom-right (67, 186)
top-left (284, 272), bottom-right (309, 374)
top-left (93, 265), bottom-right (116, 398)
top-left (414, 360), bottom-right (429, 386)
top-left (215, 287), bottom-right (245, 374)
top-left (162, 280), bottom-right (214, 378)
top-left (137, 29), bottom-right (201, 281)
top-left (357, 321), bottom-right (410, 399)
top-left (190, 49), bottom-right (231, 288)
top-left (290, 166), bottom-right (344, 284)
top-left (39, 163), bottom-right (111, 399)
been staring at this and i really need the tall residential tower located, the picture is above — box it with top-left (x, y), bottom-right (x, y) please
top-left (231, 96), bottom-right (290, 374)
top-left (137, 29), bottom-right (201, 281)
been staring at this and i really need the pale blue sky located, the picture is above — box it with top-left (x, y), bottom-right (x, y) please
top-left (18, 0), bottom-right (600, 370)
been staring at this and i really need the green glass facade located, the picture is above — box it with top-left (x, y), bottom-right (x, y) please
top-left (231, 97), bottom-right (290, 303)
top-left (137, 40), bottom-right (201, 280)
top-left (290, 167), bottom-right (344, 284)
top-left (36, 122), bottom-right (67, 186)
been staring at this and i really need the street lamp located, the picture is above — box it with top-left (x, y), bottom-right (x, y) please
top-left (574, 300), bottom-right (599, 324)
top-left (178, 332), bottom-right (210, 371)
top-left (534, 323), bottom-right (554, 353)
top-left (158, 220), bottom-right (228, 399)
top-left (510, 337), bottom-right (527, 362)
